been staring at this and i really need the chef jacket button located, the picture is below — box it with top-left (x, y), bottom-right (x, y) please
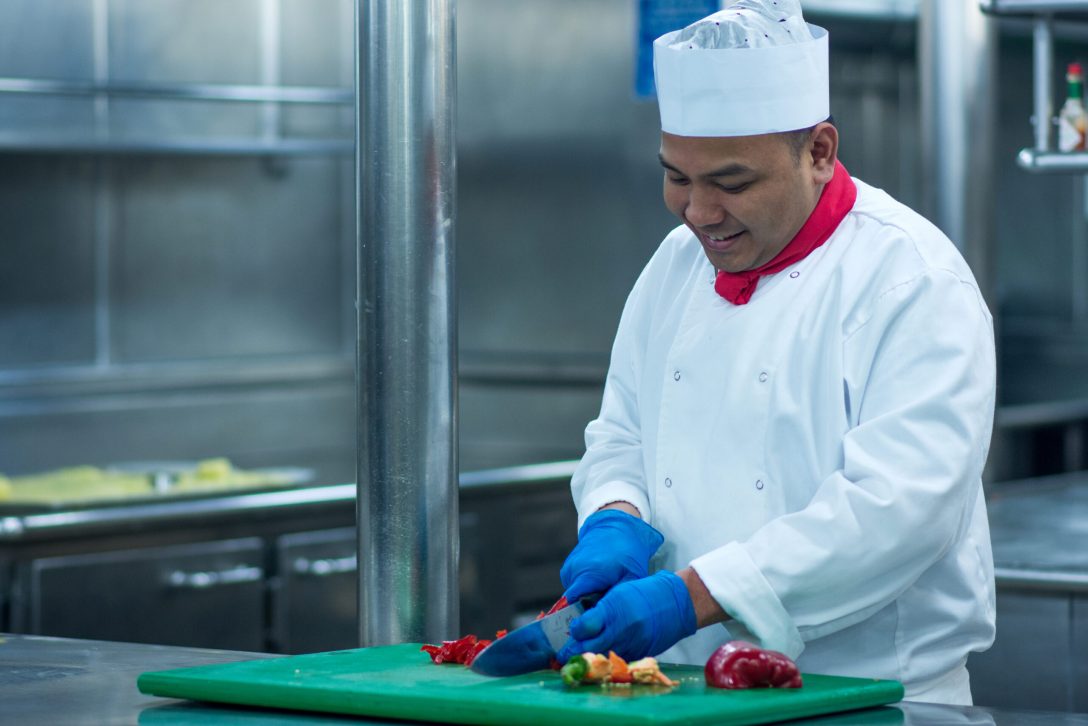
top-left (673, 370), bottom-right (681, 381)
top-left (755, 479), bottom-right (764, 490)
top-left (664, 477), bottom-right (673, 488)
top-left (758, 371), bottom-right (769, 382)
top-left (789, 271), bottom-right (800, 279)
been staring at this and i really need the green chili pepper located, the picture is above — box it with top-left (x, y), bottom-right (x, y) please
top-left (561, 655), bottom-right (588, 686)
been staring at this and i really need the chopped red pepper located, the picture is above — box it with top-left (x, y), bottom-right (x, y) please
top-left (535, 595), bottom-right (569, 620)
top-left (608, 651), bottom-right (632, 684)
top-left (420, 629), bottom-right (509, 666)
top-left (705, 641), bottom-right (803, 689)
top-left (421, 634), bottom-right (490, 665)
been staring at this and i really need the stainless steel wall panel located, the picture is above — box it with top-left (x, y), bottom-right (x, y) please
top-left (282, 106), bottom-right (348, 139)
top-left (280, 0), bottom-right (352, 86)
top-left (457, 146), bottom-right (673, 357)
top-left (457, 0), bottom-right (647, 150)
top-left (0, 98), bottom-right (98, 137)
top-left (0, 0), bottom-right (96, 80)
top-left (110, 0), bottom-right (264, 85)
top-left (0, 155), bottom-right (98, 369)
top-left (458, 383), bottom-right (604, 470)
top-left (456, 0), bottom-right (673, 360)
top-left (829, 49), bottom-right (919, 208)
top-left (111, 156), bottom-right (344, 362)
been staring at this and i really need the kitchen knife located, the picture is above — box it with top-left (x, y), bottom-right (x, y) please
top-left (469, 598), bottom-right (592, 677)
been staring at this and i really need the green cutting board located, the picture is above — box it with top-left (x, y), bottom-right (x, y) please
top-left (138, 643), bottom-right (904, 726)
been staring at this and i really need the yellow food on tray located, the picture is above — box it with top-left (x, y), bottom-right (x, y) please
top-left (1, 466), bottom-right (149, 502)
top-left (172, 458), bottom-right (298, 490)
top-left (0, 459), bottom-right (306, 505)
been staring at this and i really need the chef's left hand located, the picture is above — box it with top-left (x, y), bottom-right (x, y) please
top-left (556, 571), bottom-right (697, 663)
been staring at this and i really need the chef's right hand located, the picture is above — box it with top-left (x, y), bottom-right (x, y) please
top-left (560, 508), bottom-right (665, 602)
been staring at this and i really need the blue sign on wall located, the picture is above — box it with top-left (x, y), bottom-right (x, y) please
top-left (636, 0), bottom-right (720, 98)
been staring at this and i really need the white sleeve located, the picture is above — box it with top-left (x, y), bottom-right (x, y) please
top-left (570, 264), bottom-right (657, 529)
top-left (691, 269), bottom-right (996, 657)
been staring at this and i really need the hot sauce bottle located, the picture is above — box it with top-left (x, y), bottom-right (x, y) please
top-left (1058, 61), bottom-right (1087, 152)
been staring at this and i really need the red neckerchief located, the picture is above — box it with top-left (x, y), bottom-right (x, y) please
top-left (713, 160), bottom-right (857, 305)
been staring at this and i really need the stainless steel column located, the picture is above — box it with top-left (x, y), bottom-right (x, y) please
top-left (355, 0), bottom-right (458, 646)
top-left (919, 0), bottom-right (997, 299)
top-left (1034, 16), bottom-right (1054, 153)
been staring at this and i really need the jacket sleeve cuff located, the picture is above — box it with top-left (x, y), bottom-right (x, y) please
top-left (690, 542), bottom-right (805, 659)
top-left (575, 480), bottom-right (652, 529)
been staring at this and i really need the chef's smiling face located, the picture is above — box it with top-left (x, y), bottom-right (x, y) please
top-left (659, 124), bottom-right (838, 273)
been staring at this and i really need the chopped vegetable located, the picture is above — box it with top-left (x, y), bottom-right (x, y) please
top-left (560, 651), bottom-right (678, 688)
top-left (560, 655), bottom-right (588, 686)
top-left (704, 641), bottom-right (802, 689)
top-left (421, 629), bottom-right (507, 666)
top-left (608, 651), bottom-right (632, 684)
top-left (582, 653), bottom-right (613, 683)
top-left (535, 595), bottom-right (569, 620)
top-left (628, 657), bottom-right (679, 687)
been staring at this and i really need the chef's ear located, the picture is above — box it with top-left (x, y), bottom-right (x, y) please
top-left (809, 121), bottom-right (838, 184)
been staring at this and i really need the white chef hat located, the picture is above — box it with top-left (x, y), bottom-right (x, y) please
top-left (653, 0), bottom-right (829, 137)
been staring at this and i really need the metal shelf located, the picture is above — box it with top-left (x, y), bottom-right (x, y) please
top-left (1017, 148), bottom-right (1088, 171)
top-left (0, 77), bottom-right (353, 157)
top-left (981, 0), bottom-right (1088, 15)
top-left (0, 78), bottom-right (352, 105)
top-left (0, 133), bottom-right (352, 157)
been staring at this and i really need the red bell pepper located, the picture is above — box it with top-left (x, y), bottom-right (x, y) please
top-left (704, 641), bottom-right (803, 689)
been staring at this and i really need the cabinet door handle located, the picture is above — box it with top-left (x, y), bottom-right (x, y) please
top-left (291, 555), bottom-right (357, 577)
top-left (164, 565), bottom-right (263, 590)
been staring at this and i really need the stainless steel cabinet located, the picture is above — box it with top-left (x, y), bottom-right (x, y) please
top-left (1075, 596), bottom-right (1088, 713)
top-left (968, 589), bottom-right (1082, 711)
top-left (0, 474), bottom-right (580, 653)
top-left (17, 538), bottom-right (265, 651)
top-left (272, 527), bottom-right (357, 654)
top-left (459, 486), bottom-right (578, 633)
top-left (270, 488), bottom-right (580, 654)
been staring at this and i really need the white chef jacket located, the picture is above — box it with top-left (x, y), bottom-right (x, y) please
top-left (571, 178), bottom-right (996, 705)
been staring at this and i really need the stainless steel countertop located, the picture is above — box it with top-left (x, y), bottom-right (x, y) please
top-left (988, 472), bottom-right (1088, 591)
top-left (2, 633), bottom-right (1086, 725)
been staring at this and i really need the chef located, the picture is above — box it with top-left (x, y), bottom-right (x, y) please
top-left (555, 0), bottom-right (996, 706)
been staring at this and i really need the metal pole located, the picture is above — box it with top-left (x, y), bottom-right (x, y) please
top-left (1034, 16), bottom-right (1053, 152)
top-left (355, 0), bottom-right (458, 646)
top-left (918, 0), bottom-right (996, 301)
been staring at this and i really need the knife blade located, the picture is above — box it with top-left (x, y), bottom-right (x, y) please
top-left (469, 598), bottom-right (589, 677)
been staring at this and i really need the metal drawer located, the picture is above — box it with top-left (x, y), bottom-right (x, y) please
top-left (21, 538), bottom-right (265, 651)
top-left (272, 528), bottom-right (357, 654)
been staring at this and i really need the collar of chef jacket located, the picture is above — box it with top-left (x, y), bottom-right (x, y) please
top-left (714, 159), bottom-right (857, 305)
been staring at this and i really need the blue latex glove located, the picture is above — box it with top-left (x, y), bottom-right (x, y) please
top-left (560, 509), bottom-right (665, 602)
top-left (555, 571), bottom-right (698, 664)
